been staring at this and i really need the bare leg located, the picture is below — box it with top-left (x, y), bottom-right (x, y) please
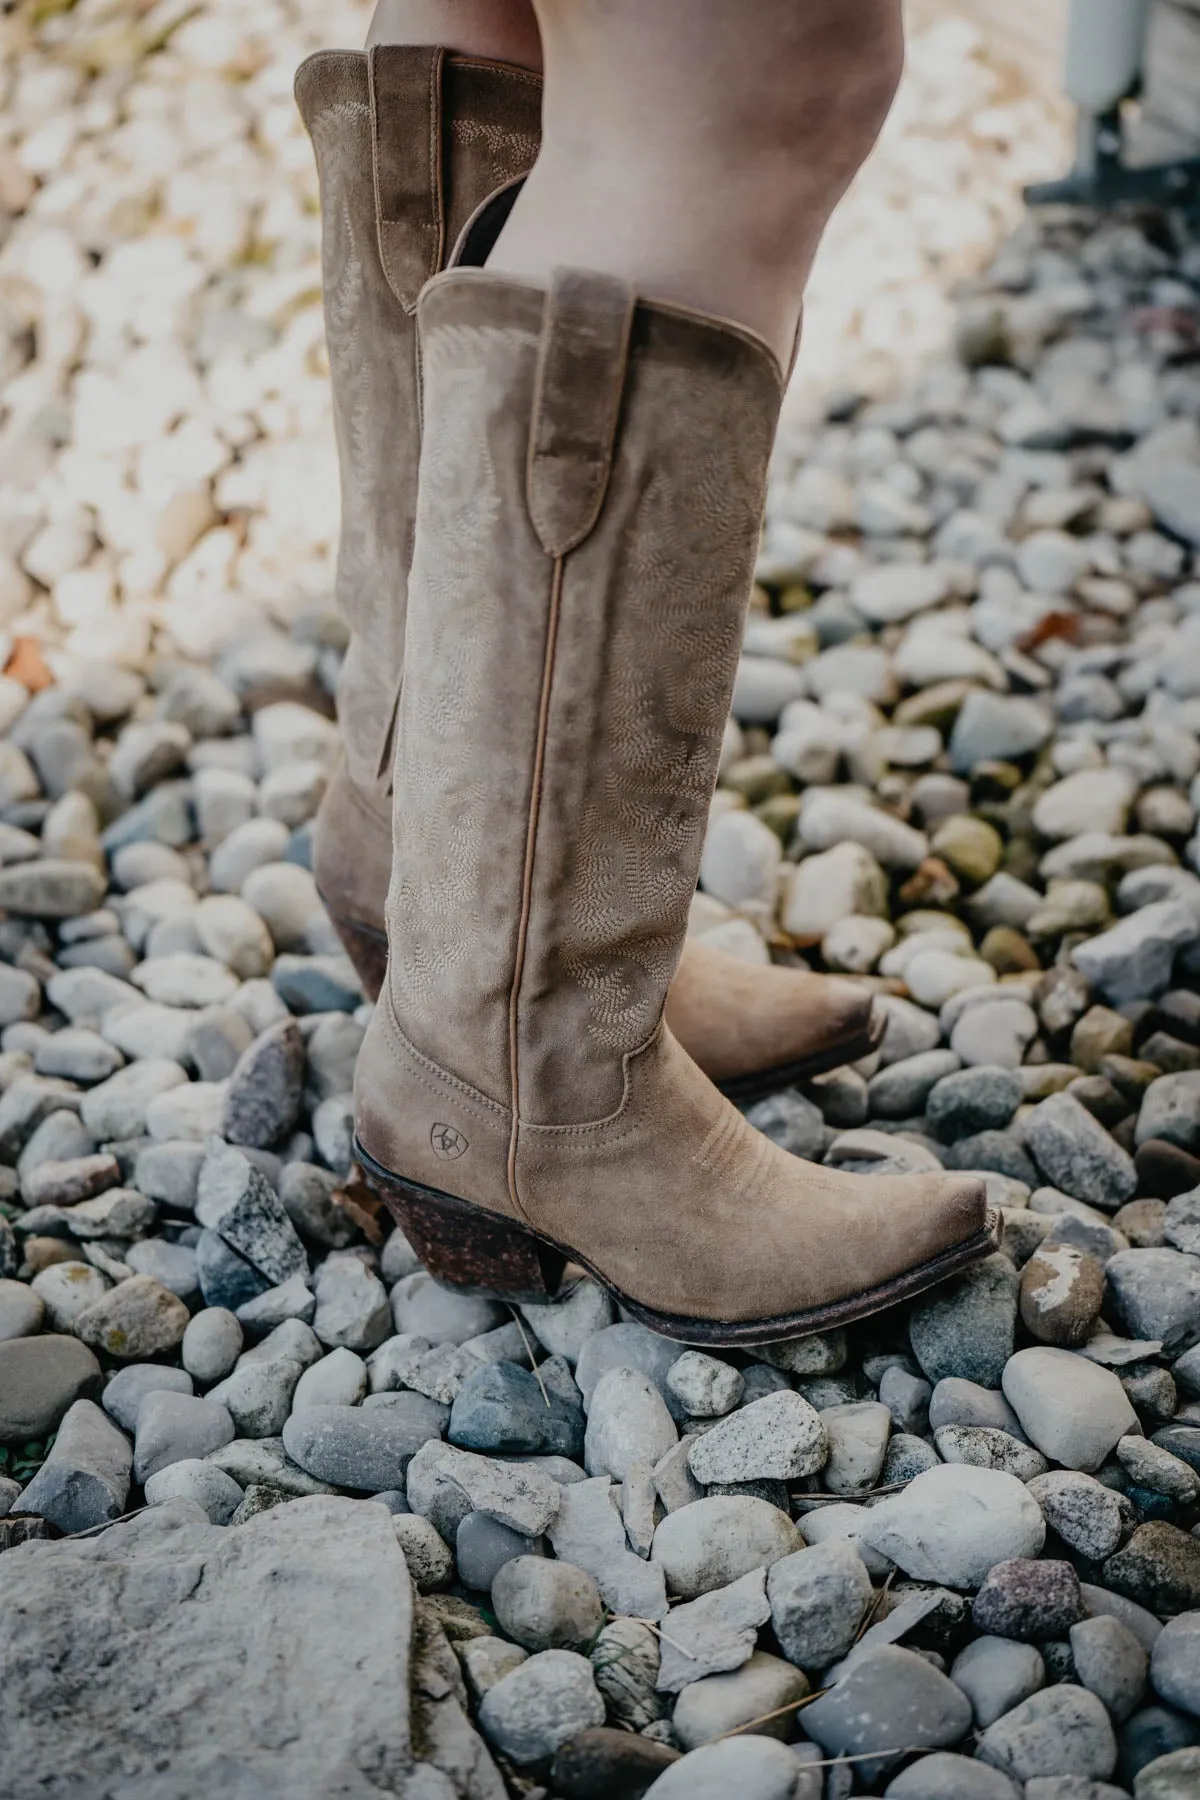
top-left (365, 0), bottom-right (542, 67)
top-left (489, 0), bottom-right (901, 366)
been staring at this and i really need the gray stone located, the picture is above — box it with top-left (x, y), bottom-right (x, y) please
top-left (0, 1494), bottom-right (499, 1796)
top-left (672, 1649), bottom-right (809, 1750)
top-left (884, 1755), bottom-right (1021, 1800)
top-left (1073, 901), bottom-right (1200, 1008)
top-left (1150, 1614), bottom-right (1200, 1720)
top-left (1137, 1074), bottom-right (1200, 1154)
top-left (0, 859), bottom-right (105, 919)
top-left (909, 1255), bottom-right (1019, 1387)
top-left (666, 1349), bottom-right (744, 1418)
top-left (181, 1306), bottom-right (243, 1385)
top-left (951, 1635), bottom-right (1047, 1730)
top-left (450, 1360), bottom-right (583, 1459)
top-left (767, 1538), bottom-right (874, 1669)
top-left (282, 1400), bottom-right (443, 1492)
top-left (574, 1322), bottom-right (679, 1409)
top-left (142, 1458), bottom-right (244, 1525)
top-left (1003, 1347), bottom-right (1139, 1472)
top-left (456, 1511), bottom-right (540, 1593)
top-left (1027, 1471), bottom-right (1128, 1562)
top-left (406, 1440), bottom-right (561, 1538)
top-left (686, 1390), bottom-right (826, 1485)
top-left (1071, 1614), bottom-right (1150, 1724)
top-left (861, 1465), bottom-right (1045, 1589)
top-left (491, 1555), bottom-right (604, 1653)
top-left (279, 1160), bottom-right (357, 1250)
top-left (206, 1350), bottom-right (306, 1438)
top-left (950, 691), bottom-right (1053, 773)
top-left (802, 1645), bottom-right (974, 1784)
top-left (520, 1279), bottom-right (615, 1364)
top-left (1025, 1093), bottom-right (1138, 1211)
top-left (125, 1237), bottom-right (199, 1299)
top-left (390, 1270), bottom-right (506, 1348)
top-left (820, 1400), bottom-right (892, 1494)
top-left (654, 1568), bottom-right (772, 1693)
top-left (546, 1475), bottom-right (668, 1621)
top-left (1080, 1584), bottom-right (1165, 1655)
top-left (1164, 1187), bottom-right (1200, 1258)
top-left (928, 1066), bottom-right (1023, 1136)
top-left (1105, 1250), bottom-right (1200, 1352)
top-left (195, 1137), bottom-right (307, 1285)
top-left (0, 1279), bottom-right (44, 1342)
top-left (477, 1648), bottom-right (604, 1765)
top-left (79, 1059), bottom-right (189, 1141)
top-left (206, 1437), bottom-right (334, 1498)
top-left (928, 1376), bottom-right (1024, 1438)
top-left (102, 1362), bottom-right (194, 1433)
top-left (17, 1398), bottom-right (132, 1532)
top-left (291, 1346), bottom-right (367, 1411)
top-left (743, 1087), bottom-right (828, 1161)
top-left (869, 1049), bottom-right (962, 1118)
top-left (75, 1275), bottom-right (190, 1361)
top-left (1135, 1749), bottom-right (1200, 1800)
top-left (132, 1390), bottom-right (234, 1483)
top-left (235, 1271), bottom-right (315, 1332)
top-left (222, 1019), bottom-right (305, 1149)
top-left (0, 1333), bottom-right (102, 1441)
top-left (585, 1367), bottom-right (678, 1480)
top-left (653, 1494), bottom-right (802, 1600)
top-left (972, 1558), bottom-right (1084, 1642)
top-left (642, 1737), bottom-right (813, 1800)
top-left (933, 1423), bottom-right (1047, 1481)
top-left (589, 1616), bottom-right (665, 1731)
top-left (133, 1139), bottom-right (205, 1210)
top-left (27, 1263), bottom-right (112, 1334)
top-left (977, 1686), bottom-right (1119, 1784)
top-left (311, 1253), bottom-right (390, 1351)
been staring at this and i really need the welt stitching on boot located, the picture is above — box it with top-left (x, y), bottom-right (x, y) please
top-left (353, 266), bottom-right (994, 1336)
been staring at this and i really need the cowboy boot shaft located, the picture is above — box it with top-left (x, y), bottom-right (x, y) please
top-left (294, 47), bottom-right (541, 793)
top-left (388, 269), bottom-right (782, 1125)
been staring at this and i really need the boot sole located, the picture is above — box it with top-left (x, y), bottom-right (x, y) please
top-left (327, 899), bottom-right (885, 1101)
top-left (354, 1137), bottom-right (1002, 1346)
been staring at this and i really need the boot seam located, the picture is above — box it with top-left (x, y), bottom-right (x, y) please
top-left (507, 554), bottom-right (565, 1217)
top-left (379, 981), bottom-right (510, 1123)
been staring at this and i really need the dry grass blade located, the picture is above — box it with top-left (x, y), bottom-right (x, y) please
top-left (506, 1306), bottom-right (551, 1407)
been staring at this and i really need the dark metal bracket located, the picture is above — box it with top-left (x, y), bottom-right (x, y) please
top-left (1026, 105), bottom-right (1200, 212)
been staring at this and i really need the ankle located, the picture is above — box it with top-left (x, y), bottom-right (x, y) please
top-left (365, 0), bottom-right (542, 69)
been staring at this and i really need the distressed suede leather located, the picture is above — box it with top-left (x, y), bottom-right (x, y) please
top-left (297, 44), bottom-right (879, 1089)
top-left (354, 269), bottom-right (989, 1327)
top-left (294, 46), bottom-right (542, 792)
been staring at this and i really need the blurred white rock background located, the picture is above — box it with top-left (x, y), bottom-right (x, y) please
top-left (0, 0), bottom-right (1070, 669)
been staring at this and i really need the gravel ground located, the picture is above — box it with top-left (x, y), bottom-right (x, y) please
top-left (0, 5), bottom-right (1199, 1800)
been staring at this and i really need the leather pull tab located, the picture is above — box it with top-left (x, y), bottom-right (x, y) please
top-left (527, 268), bottom-right (635, 558)
top-left (368, 44), bottom-right (445, 312)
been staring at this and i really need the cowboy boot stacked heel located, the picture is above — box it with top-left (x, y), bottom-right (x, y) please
top-left (296, 47), bottom-right (884, 1103)
top-left (354, 267), bottom-right (1000, 1344)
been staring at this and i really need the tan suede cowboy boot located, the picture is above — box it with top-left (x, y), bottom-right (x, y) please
top-left (295, 45), bottom-right (882, 1104)
top-left (354, 268), bottom-right (998, 1344)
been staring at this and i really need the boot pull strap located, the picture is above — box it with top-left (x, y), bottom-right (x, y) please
top-left (368, 44), bottom-right (446, 313)
top-left (527, 268), bottom-right (635, 558)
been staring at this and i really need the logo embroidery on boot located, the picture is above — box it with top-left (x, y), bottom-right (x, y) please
top-left (430, 1123), bottom-right (468, 1161)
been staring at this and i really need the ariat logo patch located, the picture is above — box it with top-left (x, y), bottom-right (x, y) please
top-left (430, 1122), bottom-right (468, 1161)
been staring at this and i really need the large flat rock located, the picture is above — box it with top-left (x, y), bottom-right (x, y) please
top-left (0, 1494), bottom-right (502, 1800)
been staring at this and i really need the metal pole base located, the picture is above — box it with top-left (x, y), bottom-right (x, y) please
top-left (1024, 107), bottom-right (1200, 211)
